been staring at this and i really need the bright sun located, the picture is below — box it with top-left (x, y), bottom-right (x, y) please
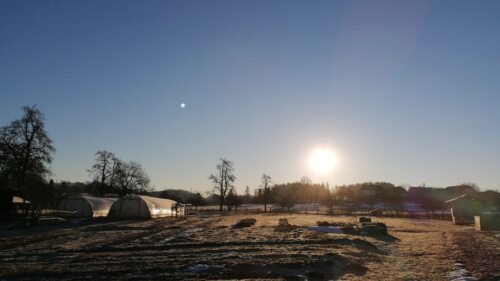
top-left (308, 148), bottom-right (337, 174)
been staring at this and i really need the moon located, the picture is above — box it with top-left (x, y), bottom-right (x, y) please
top-left (180, 103), bottom-right (186, 108)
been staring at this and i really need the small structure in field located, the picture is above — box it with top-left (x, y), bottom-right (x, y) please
top-left (12, 196), bottom-right (31, 210)
top-left (1, 192), bottom-right (31, 220)
top-left (358, 222), bottom-right (388, 235)
top-left (279, 218), bottom-right (290, 226)
top-left (474, 213), bottom-right (500, 231)
top-left (108, 195), bottom-right (178, 219)
top-left (9, 196), bottom-right (31, 218)
top-left (233, 218), bottom-right (257, 228)
top-left (12, 196), bottom-right (30, 204)
top-left (59, 195), bottom-right (117, 218)
top-left (357, 217), bottom-right (371, 223)
top-left (444, 194), bottom-right (479, 225)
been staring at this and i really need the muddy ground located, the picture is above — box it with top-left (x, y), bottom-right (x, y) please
top-left (0, 214), bottom-right (498, 280)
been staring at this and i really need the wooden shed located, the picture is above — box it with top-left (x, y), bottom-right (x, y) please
top-left (444, 194), bottom-right (479, 225)
top-left (474, 213), bottom-right (500, 231)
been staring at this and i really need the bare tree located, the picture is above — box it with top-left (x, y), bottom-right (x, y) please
top-left (209, 158), bottom-right (236, 211)
top-left (88, 150), bottom-right (117, 196)
top-left (0, 106), bottom-right (54, 201)
top-left (107, 155), bottom-right (122, 191)
top-left (0, 138), bottom-right (16, 191)
top-left (115, 161), bottom-right (150, 196)
top-left (261, 174), bottom-right (272, 212)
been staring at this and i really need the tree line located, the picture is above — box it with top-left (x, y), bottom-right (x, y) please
top-left (204, 158), bottom-right (410, 212)
top-left (1, 106), bottom-right (499, 219)
top-left (205, 159), bottom-right (500, 213)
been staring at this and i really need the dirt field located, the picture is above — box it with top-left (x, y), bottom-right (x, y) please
top-left (0, 214), bottom-right (498, 280)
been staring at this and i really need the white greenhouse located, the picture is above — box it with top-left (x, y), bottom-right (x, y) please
top-left (58, 195), bottom-right (117, 218)
top-left (107, 195), bottom-right (178, 219)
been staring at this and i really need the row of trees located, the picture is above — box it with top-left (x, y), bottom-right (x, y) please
top-left (205, 158), bottom-right (353, 211)
top-left (206, 158), bottom-right (500, 213)
top-left (2, 106), bottom-right (499, 218)
top-left (206, 158), bottom-right (408, 212)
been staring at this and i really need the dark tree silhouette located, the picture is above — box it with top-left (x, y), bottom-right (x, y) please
top-left (261, 174), bottom-right (272, 211)
top-left (209, 158), bottom-right (236, 211)
top-left (225, 189), bottom-right (243, 211)
top-left (187, 192), bottom-right (206, 210)
top-left (115, 161), bottom-right (150, 196)
top-left (88, 150), bottom-right (118, 196)
top-left (244, 185), bottom-right (251, 203)
top-left (0, 106), bottom-right (54, 204)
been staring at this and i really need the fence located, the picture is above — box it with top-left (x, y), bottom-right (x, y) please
top-left (192, 205), bottom-right (453, 220)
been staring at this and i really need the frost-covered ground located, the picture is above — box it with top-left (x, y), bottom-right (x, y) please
top-left (0, 214), bottom-right (498, 280)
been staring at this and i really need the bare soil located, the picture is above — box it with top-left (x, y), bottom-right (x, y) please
top-left (0, 214), bottom-right (498, 280)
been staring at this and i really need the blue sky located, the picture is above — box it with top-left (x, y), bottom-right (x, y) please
top-left (1, 0), bottom-right (499, 192)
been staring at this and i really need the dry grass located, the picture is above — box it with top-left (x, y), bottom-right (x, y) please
top-left (0, 214), bottom-right (497, 280)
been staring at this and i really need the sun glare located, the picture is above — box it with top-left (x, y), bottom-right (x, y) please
top-left (308, 148), bottom-right (337, 174)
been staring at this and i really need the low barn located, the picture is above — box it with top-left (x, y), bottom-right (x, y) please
top-left (59, 195), bottom-right (117, 218)
top-left (12, 196), bottom-right (30, 217)
top-left (108, 195), bottom-right (177, 219)
top-left (444, 194), bottom-right (479, 225)
top-left (475, 213), bottom-right (500, 231)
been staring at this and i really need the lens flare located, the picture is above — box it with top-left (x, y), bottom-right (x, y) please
top-left (308, 148), bottom-right (337, 174)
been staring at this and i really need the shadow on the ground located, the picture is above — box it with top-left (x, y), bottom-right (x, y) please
top-left (368, 233), bottom-right (400, 243)
top-left (219, 252), bottom-right (368, 280)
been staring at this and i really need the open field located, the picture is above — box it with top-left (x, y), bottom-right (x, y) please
top-left (0, 214), bottom-right (498, 280)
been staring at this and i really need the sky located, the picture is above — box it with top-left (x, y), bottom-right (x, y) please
top-left (1, 0), bottom-right (500, 193)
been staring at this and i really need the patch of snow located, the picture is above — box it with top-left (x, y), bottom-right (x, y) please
top-left (290, 203), bottom-right (321, 210)
top-left (447, 263), bottom-right (477, 281)
top-left (239, 204), bottom-right (264, 209)
top-left (306, 226), bottom-right (343, 233)
top-left (183, 228), bottom-right (203, 234)
top-left (186, 264), bottom-right (210, 273)
top-left (163, 228), bottom-right (203, 243)
top-left (185, 264), bottom-right (224, 274)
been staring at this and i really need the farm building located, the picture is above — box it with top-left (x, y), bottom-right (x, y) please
top-left (0, 195), bottom-right (31, 220)
top-left (11, 196), bottom-right (31, 217)
top-left (108, 195), bottom-right (179, 219)
top-left (12, 196), bottom-right (30, 204)
top-left (475, 213), bottom-right (500, 231)
top-left (444, 194), bottom-right (479, 225)
top-left (58, 195), bottom-right (117, 218)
